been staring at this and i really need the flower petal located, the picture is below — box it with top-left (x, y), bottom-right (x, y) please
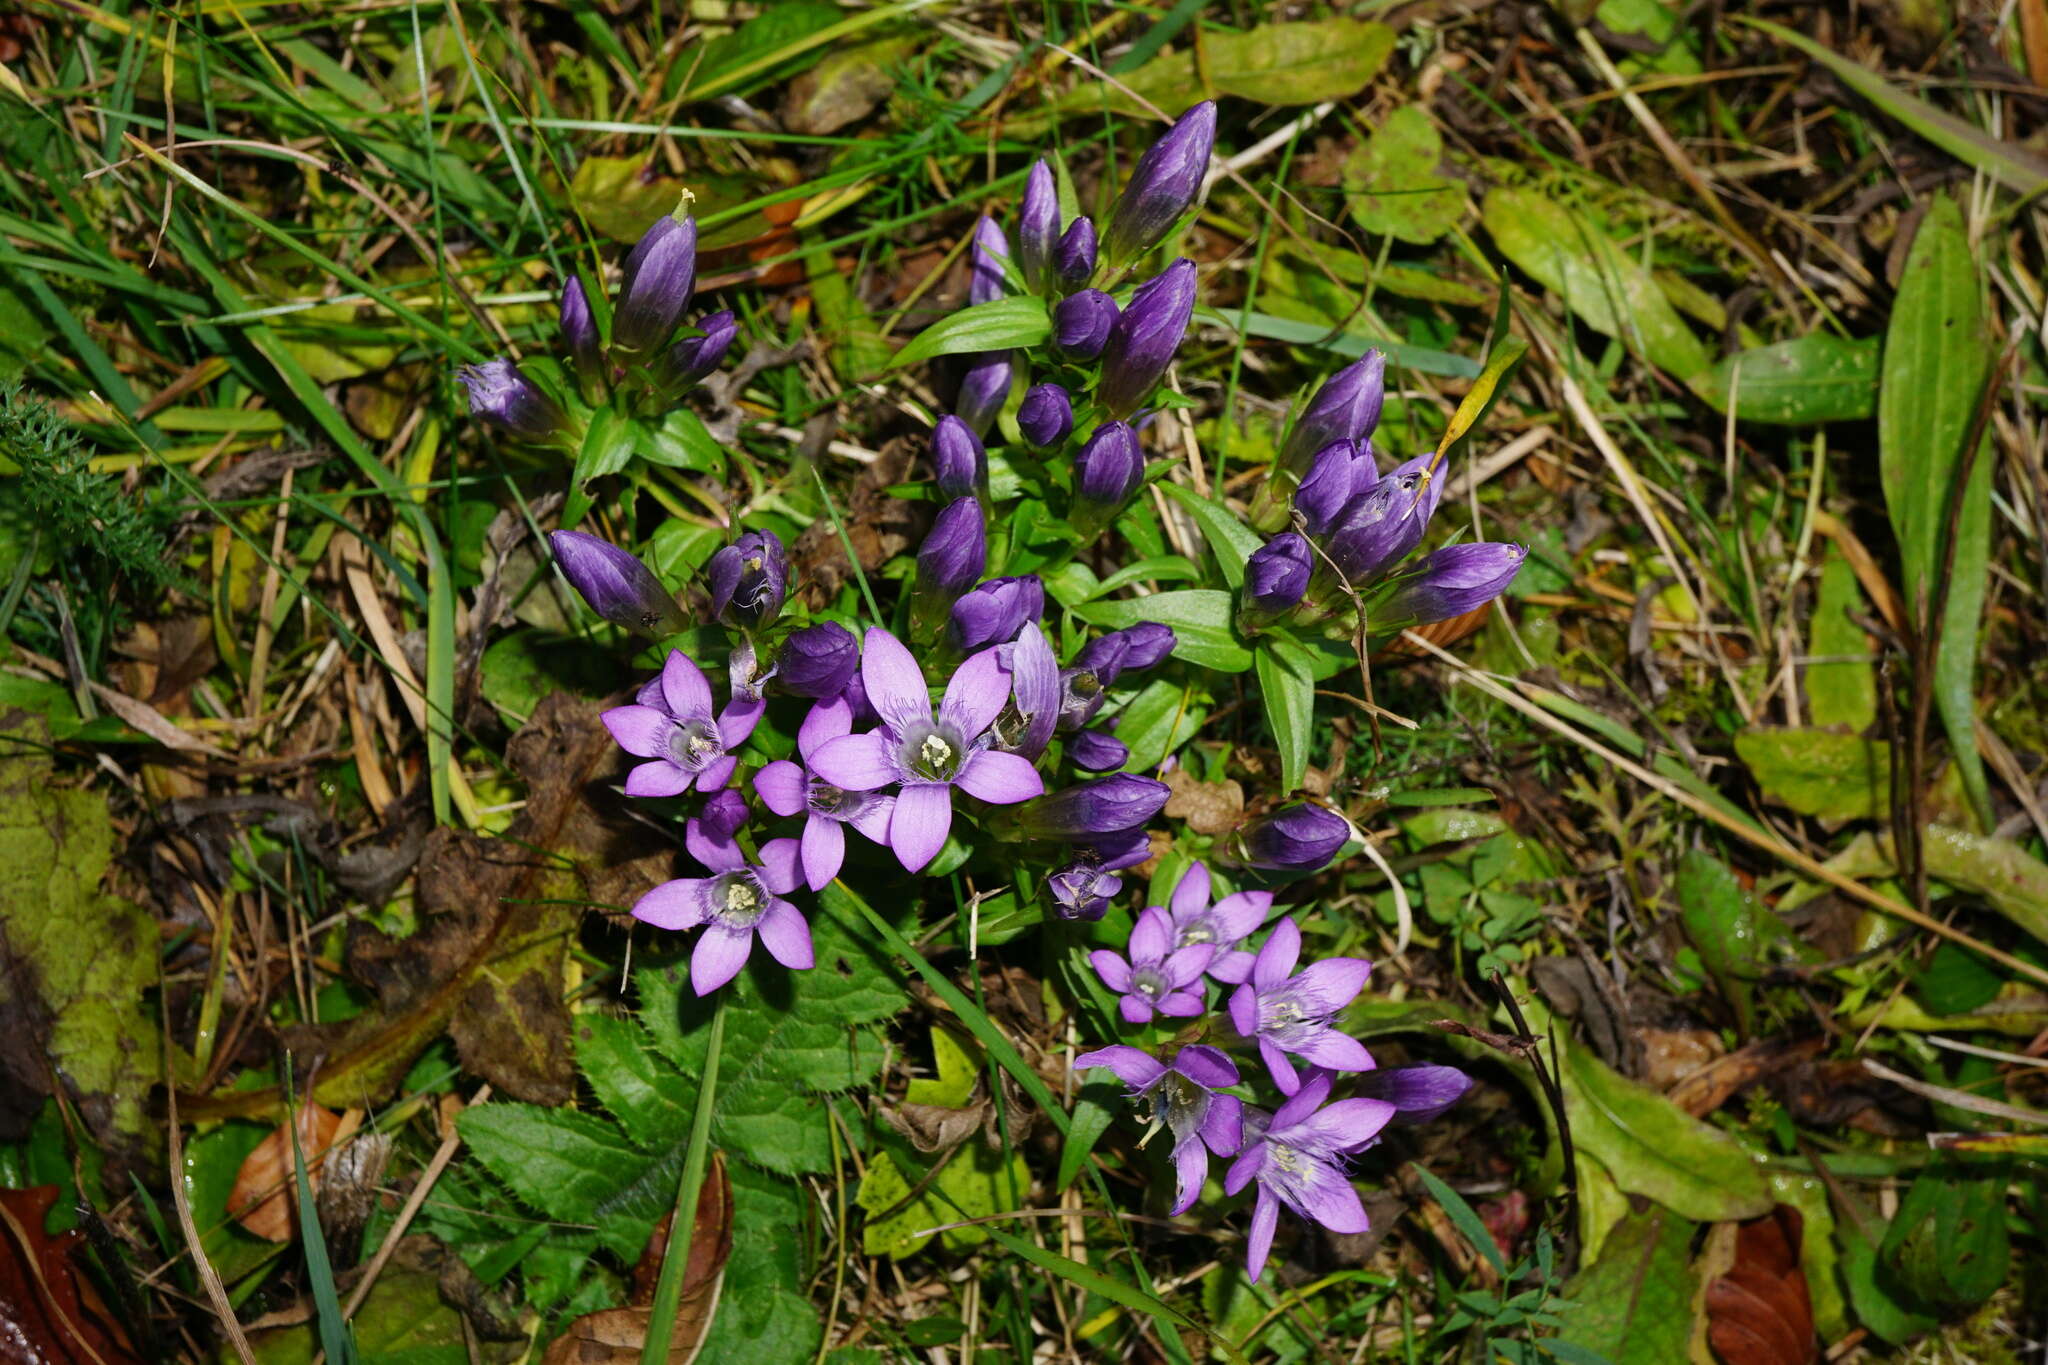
top-left (1163, 943), bottom-right (1216, 986)
top-left (1260, 1038), bottom-right (1301, 1095)
top-left (1270, 1071), bottom-right (1335, 1131)
top-left (799, 817), bottom-right (845, 891)
top-left (753, 760), bottom-right (807, 817)
top-left (1293, 956), bottom-right (1374, 1012)
top-left (1293, 1159), bottom-right (1369, 1235)
top-left (1208, 890), bottom-right (1272, 945)
top-left (1200, 1094), bottom-right (1243, 1157)
top-left (1245, 1187), bottom-right (1280, 1282)
top-left (809, 732), bottom-right (895, 792)
top-left (1119, 994), bottom-right (1156, 1025)
top-left (690, 923), bottom-right (753, 995)
top-left (797, 696), bottom-right (854, 758)
top-left (1169, 862), bottom-right (1212, 921)
top-left (1157, 990), bottom-right (1205, 1018)
top-left (1223, 1144), bottom-right (1265, 1197)
top-left (624, 761), bottom-right (691, 798)
top-left (693, 754), bottom-right (739, 792)
top-left (860, 627), bottom-right (931, 731)
top-left (756, 837), bottom-right (804, 895)
top-left (1251, 917), bottom-right (1301, 991)
top-left (685, 820), bottom-right (744, 873)
top-left (954, 749), bottom-right (1044, 805)
top-left (1288, 1029), bottom-right (1373, 1073)
top-left (1356, 1065), bottom-right (1474, 1123)
top-left (1090, 950), bottom-right (1133, 993)
top-left (889, 782), bottom-right (954, 871)
top-left (1228, 984), bottom-right (1257, 1040)
top-left (717, 696), bottom-right (764, 749)
top-left (1294, 1098), bottom-right (1396, 1154)
top-left (1129, 906), bottom-right (1173, 963)
top-left (847, 793), bottom-right (896, 844)
top-left (659, 650), bottom-right (714, 721)
top-left (1208, 949), bottom-right (1256, 985)
top-left (937, 646), bottom-right (1010, 739)
top-left (1072, 1045), bottom-right (1166, 1089)
top-left (633, 879), bottom-right (710, 931)
top-left (603, 705), bottom-right (673, 759)
top-left (1170, 1136), bottom-right (1209, 1216)
top-left (1172, 1045), bottom-right (1239, 1091)
top-left (756, 899), bottom-right (815, 970)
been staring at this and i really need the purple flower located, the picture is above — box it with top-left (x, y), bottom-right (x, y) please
top-left (668, 310), bottom-right (736, 390)
top-left (614, 215), bottom-right (697, 353)
top-left (754, 698), bottom-right (897, 891)
top-left (808, 628), bottom-right (1045, 871)
top-left (1073, 420), bottom-right (1145, 512)
top-left (1225, 1071), bottom-right (1395, 1281)
top-left (1162, 861), bottom-right (1272, 985)
top-left (1055, 217), bottom-right (1098, 292)
top-left (1047, 831), bottom-right (1150, 921)
top-left (1242, 801), bottom-right (1352, 871)
top-left (458, 358), bottom-right (568, 443)
top-left (728, 637), bottom-right (771, 704)
top-left (950, 575), bottom-right (1044, 652)
top-left (603, 649), bottom-right (763, 797)
top-left (1384, 453), bottom-right (1445, 536)
top-left (1019, 383), bottom-right (1074, 449)
top-left (991, 621), bottom-right (1060, 760)
top-left (1323, 469), bottom-right (1429, 583)
top-left (1228, 918), bottom-right (1374, 1094)
top-left (1068, 728), bottom-right (1127, 772)
top-left (1053, 289), bottom-right (1118, 362)
top-left (1099, 258), bottom-right (1196, 419)
top-left (1281, 352), bottom-right (1386, 474)
top-left (1074, 623), bottom-right (1176, 685)
top-left (1245, 533), bottom-right (1313, 615)
top-left (1352, 1064), bottom-right (1473, 1124)
top-left (706, 530), bottom-right (788, 628)
top-left (918, 498), bottom-right (987, 597)
top-left (1295, 439), bottom-right (1372, 537)
top-left (931, 416), bottom-right (987, 501)
top-left (1018, 160), bottom-right (1059, 295)
top-left (1017, 774), bottom-right (1170, 840)
top-left (632, 824), bottom-right (812, 996)
top-left (956, 351), bottom-right (1014, 438)
top-left (1073, 1044), bottom-right (1243, 1214)
top-left (778, 621), bottom-right (860, 699)
top-left (970, 215), bottom-right (1010, 306)
top-left (1104, 101), bottom-right (1216, 267)
top-left (1057, 666), bottom-right (1106, 732)
top-left (549, 530), bottom-right (685, 636)
top-left (560, 277), bottom-right (602, 394)
top-left (1090, 906), bottom-right (1213, 1024)
top-left (1381, 543), bottom-right (1526, 625)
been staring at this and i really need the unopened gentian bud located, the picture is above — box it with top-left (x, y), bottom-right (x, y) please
top-left (956, 351), bottom-right (1014, 438)
top-left (931, 416), bottom-right (988, 500)
top-left (1246, 533), bottom-right (1313, 614)
top-left (970, 216), bottom-right (1010, 306)
top-left (1385, 453), bottom-right (1445, 533)
top-left (1380, 543), bottom-right (1526, 625)
top-left (1074, 421), bottom-right (1144, 510)
top-left (950, 575), bottom-right (1044, 652)
top-left (668, 310), bottom-right (736, 390)
top-left (706, 530), bottom-right (788, 629)
top-left (1281, 351), bottom-right (1386, 474)
top-left (1053, 289), bottom-right (1118, 362)
top-left (560, 277), bottom-right (602, 394)
top-left (918, 497), bottom-right (987, 596)
top-left (459, 358), bottom-right (569, 443)
top-left (1058, 667), bottom-right (1106, 731)
top-left (1324, 471), bottom-right (1427, 583)
top-left (1295, 440), bottom-right (1371, 537)
top-left (1019, 383), bottom-right (1075, 449)
top-left (614, 215), bottom-right (697, 353)
top-left (1069, 728), bottom-right (1128, 772)
top-left (1241, 801), bottom-right (1352, 871)
top-left (1099, 258), bottom-right (1196, 419)
top-left (1055, 217), bottom-right (1098, 292)
top-left (1103, 100), bottom-right (1216, 267)
top-left (549, 530), bottom-right (686, 636)
top-left (1078, 623), bottom-right (1176, 682)
top-left (1019, 774), bottom-right (1171, 840)
top-left (779, 621), bottom-right (860, 698)
top-left (699, 787), bottom-right (750, 841)
top-left (1018, 161), bottom-right (1059, 295)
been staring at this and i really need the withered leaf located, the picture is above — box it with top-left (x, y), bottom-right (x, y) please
top-left (1705, 1205), bottom-right (1817, 1365)
top-left (226, 1101), bottom-right (346, 1242)
top-left (0, 1185), bottom-right (143, 1364)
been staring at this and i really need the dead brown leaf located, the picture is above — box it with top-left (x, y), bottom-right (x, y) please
top-left (1705, 1206), bottom-right (1817, 1365)
top-left (0, 1185), bottom-right (143, 1364)
top-left (227, 1102), bottom-right (349, 1242)
top-left (1162, 767), bottom-right (1245, 835)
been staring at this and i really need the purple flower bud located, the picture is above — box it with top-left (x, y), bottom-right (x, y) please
top-left (956, 351), bottom-right (1014, 439)
top-left (1048, 863), bottom-right (1118, 921)
top-left (1295, 440), bottom-right (1371, 537)
top-left (778, 621), bottom-right (860, 699)
top-left (1018, 161), bottom-right (1059, 295)
top-left (1104, 101), bottom-right (1216, 267)
top-left (970, 215), bottom-right (1010, 306)
top-left (668, 310), bottom-right (736, 390)
top-left (560, 277), bottom-right (602, 392)
top-left (1242, 801), bottom-right (1352, 871)
top-left (549, 530), bottom-right (686, 636)
top-left (1281, 352), bottom-right (1386, 473)
top-left (1018, 774), bottom-right (1170, 840)
top-left (949, 575), bottom-right (1044, 652)
top-left (1323, 470), bottom-right (1428, 582)
top-left (614, 215), bottom-right (698, 353)
top-left (918, 497), bottom-right (987, 596)
top-left (1018, 383), bottom-right (1074, 449)
top-left (1381, 543), bottom-right (1526, 624)
top-left (1053, 289), bottom-right (1118, 362)
top-left (1352, 1064), bottom-right (1474, 1124)
top-left (1385, 453), bottom-right (1445, 530)
top-left (458, 358), bottom-right (569, 443)
top-left (994, 621), bottom-right (1061, 759)
top-left (1246, 533), bottom-right (1313, 614)
top-left (706, 530), bottom-right (788, 629)
top-left (931, 415), bottom-right (988, 500)
top-left (1074, 421), bottom-right (1144, 509)
top-left (1069, 728), bottom-right (1128, 772)
top-left (1077, 623), bottom-right (1176, 683)
top-left (1055, 217), bottom-right (1098, 292)
top-left (699, 787), bottom-right (750, 841)
top-left (1099, 258), bottom-right (1196, 419)
top-left (1057, 667), bottom-right (1106, 731)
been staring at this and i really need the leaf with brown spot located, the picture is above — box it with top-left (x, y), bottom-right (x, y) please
top-left (1706, 1206), bottom-right (1817, 1365)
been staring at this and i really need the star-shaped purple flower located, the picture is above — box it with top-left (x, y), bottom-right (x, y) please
top-left (1162, 862), bottom-right (1272, 985)
top-left (754, 698), bottom-right (896, 892)
top-left (1090, 905), bottom-right (1213, 1024)
top-left (1225, 1070), bottom-right (1395, 1281)
top-left (1073, 1044), bottom-right (1244, 1215)
top-left (808, 627), bottom-right (1045, 872)
top-left (1227, 918), bottom-right (1374, 1094)
top-left (603, 649), bottom-right (763, 797)
top-left (632, 820), bottom-right (812, 996)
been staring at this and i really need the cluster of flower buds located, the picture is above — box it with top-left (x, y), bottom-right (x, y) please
top-left (1076, 865), bottom-right (1472, 1280)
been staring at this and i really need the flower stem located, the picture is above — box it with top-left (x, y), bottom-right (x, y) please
top-left (640, 994), bottom-right (726, 1365)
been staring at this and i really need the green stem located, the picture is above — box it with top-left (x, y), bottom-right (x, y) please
top-left (641, 996), bottom-right (726, 1365)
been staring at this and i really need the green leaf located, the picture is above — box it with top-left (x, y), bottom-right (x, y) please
top-left (1057, 1084), bottom-right (1119, 1193)
top-left (458, 1103), bottom-right (654, 1226)
top-left (890, 296), bottom-right (1049, 369)
top-left (1074, 590), bottom-right (1251, 672)
top-left (1113, 679), bottom-right (1210, 772)
top-left (246, 1267), bottom-right (462, 1364)
top-left (574, 1013), bottom-right (694, 1148)
top-left (699, 1163), bottom-right (825, 1360)
top-left (1255, 638), bottom-right (1317, 792)
top-left (1918, 824), bottom-right (2048, 944)
top-left (1343, 105), bottom-right (1465, 245)
top-left (1205, 18), bottom-right (1396, 106)
top-left (1879, 192), bottom-right (1994, 828)
top-left (1700, 334), bottom-right (1878, 425)
top-left (1733, 728), bottom-right (1890, 821)
top-left (1675, 848), bottom-right (1817, 1036)
top-left (1551, 1205), bottom-right (1698, 1364)
top-left (976, 1225), bottom-right (1240, 1362)
top-left (1159, 482), bottom-right (1261, 587)
top-left (1433, 334), bottom-right (1528, 470)
top-left (573, 405), bottom-right (637, 487)
top-left (1806, 546), bottom-right (1878, 730)
top-left (858, 1145), bottom-right (1029, 1258)
top-left (1412, 1165), bottom-right (1506, 1276)
top-left (1482, 187), bottom-right (1710, 381)
top-left (1227, 308), bottom-right (1482, 377)
top-left (674, 2), bottom-right (844, 99)
top-left (1880, 1158), bottom-right (2011, 1311)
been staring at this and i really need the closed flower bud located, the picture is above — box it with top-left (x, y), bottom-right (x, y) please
top-left (1245, 533), bottom-right (1313, 614)
top-left (1073, 421), bottom-right (1144, 509)
top-left (1380, 542), bottom-right (1526, 624)
top-left (1057, 667), bottom-right (1106, 731)
top-left (706, 530), bottom-right (788, 628)
top-left (1018, 161), bottom-right (1059, 295)
top-left (614, 215), bottom-right (697, 353)
top-left (1104, 101), bottom-right (1216, 267)
top-left (949, 575), bottom-right (1044, 651)
top-left (1385, 452), bottom-right (1445, 532)
top-left (931, 415), bottom-right (988, 500)
top-left (1099, 258), bottom-right (1196, 419)
top-left (549, 530), bottom-right (686, 636)
top-left (956, 351), bottom-right (1014, 438)
top-left (560, 277), bottom-right (603, 393)
top-left (667, 310), bottom-right (736, 390)
top-left (699, 787), bottom-right (750, 841)
top-left (778, 621), bottom-right (860, 699)
top-left (1018, 383), bottom-right (1075, 449)
top-left (970, 215), bottom-right (1010, 306)
top-left (459, 358), bottom-right (569, 443)
top-left (1069, 728), bottom-right (1128, 772)
top-left (1281, 351), bottom-right (1386, 474)
top-left (1295, 440), bottom-right (1371, 537)
top-left (1053, 289), bottom-right (1118, 362)
top-left (1241, 801), bottom-right (1352, 871)
top-left (1323, 471), bottom-right (1427, 583)
top-left (1073, 622), bottom-right (1175, 685)
top-left (918, 498), bottom-right (987, 596)
top-left (1019, 774), bottom-right (1171, 840)
top-left (1055, 217), bottom-right (1098, 292)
